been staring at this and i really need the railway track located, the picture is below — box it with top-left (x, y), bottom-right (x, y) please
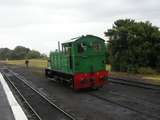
top-left (1, 68), bottom-right (75, 120)
top-left (88, 92), bottom-right (160, 120)
top-left (108, 77), bottom-right (160, 90)
top-left (2, 67), bottom-right (160, 120)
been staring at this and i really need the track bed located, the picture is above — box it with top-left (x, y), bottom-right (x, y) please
top-left (1, 64), bottom-right (160, 120)
top-left (2, 68), bottom-right (74, 120)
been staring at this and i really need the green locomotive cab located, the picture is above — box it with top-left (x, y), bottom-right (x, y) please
top-left (45, 35), bottom-right (109, 90)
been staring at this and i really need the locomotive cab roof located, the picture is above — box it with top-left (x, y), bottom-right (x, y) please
top-left (62, 35), bottom-right (104, 45)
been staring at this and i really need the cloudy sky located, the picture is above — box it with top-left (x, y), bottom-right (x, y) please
top-left (0, 0), bottom-right (160, 54)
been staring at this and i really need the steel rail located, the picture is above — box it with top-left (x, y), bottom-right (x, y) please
top-left (2, 72), bottom-right (42, 120)
top-left (2, 68), bottom-right (76, 120)
top-left (108, 77), bottom-right (160, 90)
top-left (89, 93), bottom-right (160, 120)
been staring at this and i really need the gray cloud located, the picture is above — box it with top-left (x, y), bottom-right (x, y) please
top-left (0, 0), bottom-right (160, 54)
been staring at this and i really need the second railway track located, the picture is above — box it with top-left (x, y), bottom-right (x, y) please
top-left (1, 68), bottom-right (75, 120)
top-left (88, 91), bottom-right (160, 120)
top-left (108, 77), bottom-right (160, 90)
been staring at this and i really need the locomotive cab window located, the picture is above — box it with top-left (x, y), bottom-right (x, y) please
top-left (63, 46), bottom-right (71, 54)
top-left (93, 43), bottom-right (101, 52)
top-left (77, 43), bottom-right (87, 53)
top-left (62, 44), bottom-right (73, 69)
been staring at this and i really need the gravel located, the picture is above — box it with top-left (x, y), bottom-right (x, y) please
top-left (1, 64), bottom-right (160, 120)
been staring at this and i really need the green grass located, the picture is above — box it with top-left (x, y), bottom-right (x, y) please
top-left (4, 59), bottom-right (48, 68)
top-left (143, 75), bottom-right (160, 81)
top-left (111, 71), bottom-right (160, 85)
top-left (2, 59), bottom-right (47, 78)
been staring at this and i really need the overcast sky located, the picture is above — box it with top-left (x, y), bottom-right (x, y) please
top-left (0, 0), bottom-right (160, 54)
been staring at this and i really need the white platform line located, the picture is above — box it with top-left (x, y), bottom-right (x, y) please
top-left (0, 73), bottom-right (28, 120)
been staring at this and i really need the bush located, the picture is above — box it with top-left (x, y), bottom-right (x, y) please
top-left (137, 67), bottom-right (156, 74)
top-left (126, 65), bottom-right (138, 73)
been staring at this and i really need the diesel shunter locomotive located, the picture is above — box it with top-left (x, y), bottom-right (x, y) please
top-left (45, 35), bottom-right (109, 90)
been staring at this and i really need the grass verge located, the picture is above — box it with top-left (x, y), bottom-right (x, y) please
top-left (111, 72), bottom-right (160, 85)
top-left (4, 59), bottom-right (47, 68)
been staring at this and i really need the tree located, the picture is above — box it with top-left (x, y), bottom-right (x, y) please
top-left (26, 50), bottom-right (41, 59)
top-left (40, 53), bottom-right (48, 59)
top-left (105, 19), bottom-right (160, 72)
top-left (0, 48), bottom-right (12, 60)
top-left (0, 46), bottom-right (47, 60)
top-left (13, 46), bottom-right (30, 59)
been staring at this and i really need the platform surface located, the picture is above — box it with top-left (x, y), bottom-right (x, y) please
top-left (0, 72), bottom-right (28, 120)
top-left (0, 81), bottom-right (15, 120)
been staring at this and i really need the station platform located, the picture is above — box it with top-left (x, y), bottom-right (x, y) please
top-left (0, 73), bottom-right (28, 120)
top-left (0, 80), bottom-right (15, 120)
